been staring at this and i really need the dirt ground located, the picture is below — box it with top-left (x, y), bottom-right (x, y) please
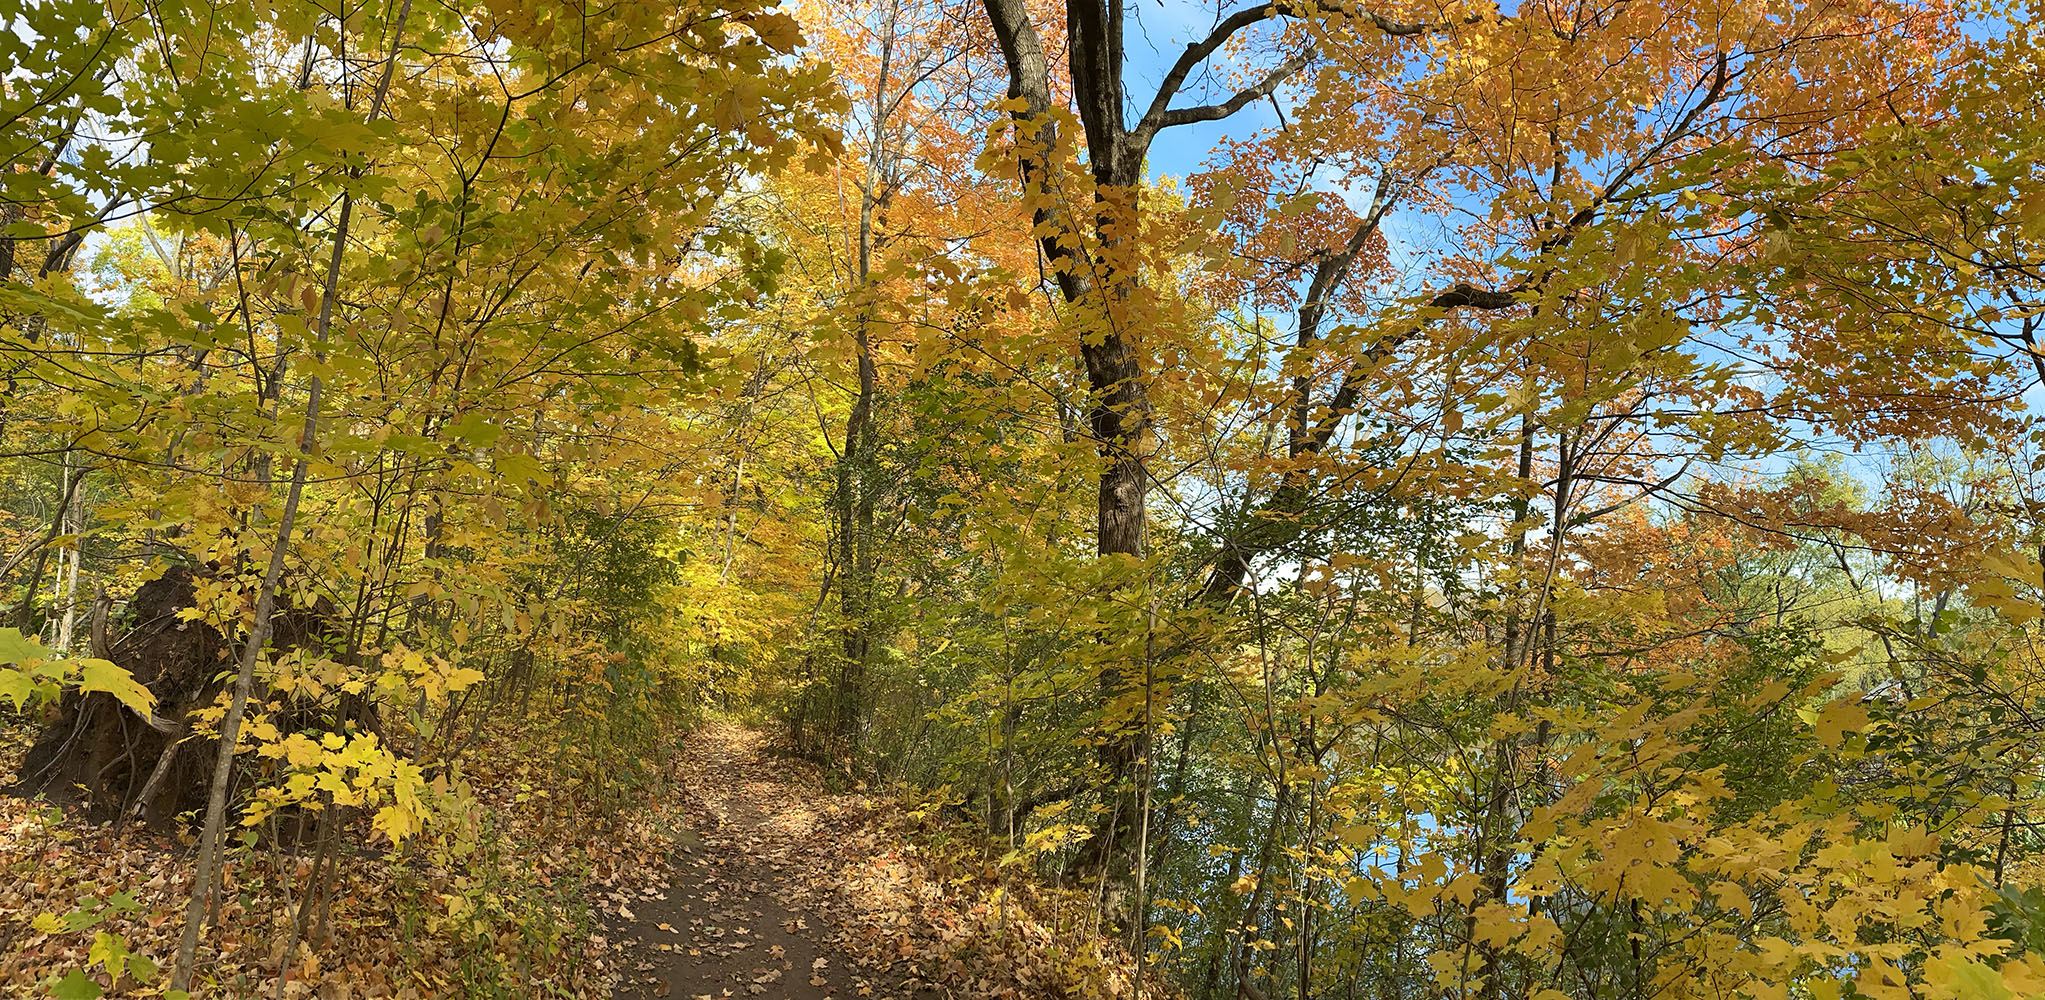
top-left (607, 724), bottom-right (939, 1000)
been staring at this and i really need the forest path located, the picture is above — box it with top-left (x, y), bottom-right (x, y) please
top-left (607, 723), bottom-right (891, 1000)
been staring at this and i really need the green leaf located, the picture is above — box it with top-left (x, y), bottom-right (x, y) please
top-left (0, 668), bottom-right (34, 710)
top-left (495, 452), bottom-right (546, 487)
top-left (49, 969), bottom-right (104, 1000)
top-left (0, 627), bottom-right (46, 665)
top-left (446, 411), bottom-right (505, 447)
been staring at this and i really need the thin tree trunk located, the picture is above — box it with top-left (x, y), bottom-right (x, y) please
top-left (167, 230), bottom-right (335, 991)
top-left (1129, 616), bottom-right (1156, 986)
top-left (168, 2), bottom-right (413, 985)
top-left (53, 452), bottom-right (85, 653)
top-left (1, 459), bottom-right (86, 604)
top-left (12, 547), bottom-right (50, 631)
top-left (1201, 839), bottom-right (1246, 1000)
top-left (1233, 781), bottom-right (1292, 1000)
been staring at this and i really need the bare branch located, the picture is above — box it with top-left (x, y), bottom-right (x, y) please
top-left (1134, 5), bottom-right (1282, 136)
top-left (1150, 47), bottom-right (1312, 133)
top-left (1133, 2), bottom-right (1450, 143)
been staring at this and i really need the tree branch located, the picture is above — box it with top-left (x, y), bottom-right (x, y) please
top-left (1134, 5), bottom-right (1281, 136)
top-left (1151, 47), bottom-right (1312, 133)
top-left (1133, 2), bottom-right (1452, 144)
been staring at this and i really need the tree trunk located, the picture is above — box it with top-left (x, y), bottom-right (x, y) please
top-left (52, 451), bottom-right (85, 653)
top-left (981, 0), bottom-right (1155, 913)
top-left (169, 3), bottom-right (413, 985)
top-left (833, 6), bottom-right (896, 753)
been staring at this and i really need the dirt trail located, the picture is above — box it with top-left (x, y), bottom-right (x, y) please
top-left (606, 724), bottom-right (910, 1000)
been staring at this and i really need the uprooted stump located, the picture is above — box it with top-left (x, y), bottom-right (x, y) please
top-left (7, 566), bottom-right (330, 826)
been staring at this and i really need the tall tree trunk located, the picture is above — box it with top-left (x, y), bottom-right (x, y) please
top-left (168, 208), bottom-right (337, 995)
top-left (833, 2), bottom-right (898, 754)
top-left (981, 0), bottom-right (1154, 911)
top-left (979, 0), bottom-right (1400, 919)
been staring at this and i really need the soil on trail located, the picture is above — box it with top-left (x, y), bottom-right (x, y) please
top-left (607, 725), bottom-right (930, 1000)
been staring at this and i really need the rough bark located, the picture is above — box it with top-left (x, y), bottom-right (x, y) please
top-left (978, 0), bottom-right (1484, 924)
top-left (831, 0), bottom-right (903, 755)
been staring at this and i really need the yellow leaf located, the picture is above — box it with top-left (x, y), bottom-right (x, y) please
top-left (1815, 700), bottom-right (1870, 748)
top-left (78, 658), bottom-right (157, 718)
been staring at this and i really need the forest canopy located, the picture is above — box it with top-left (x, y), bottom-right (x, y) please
top-left (3, 0), bottom-right (2045, 997)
